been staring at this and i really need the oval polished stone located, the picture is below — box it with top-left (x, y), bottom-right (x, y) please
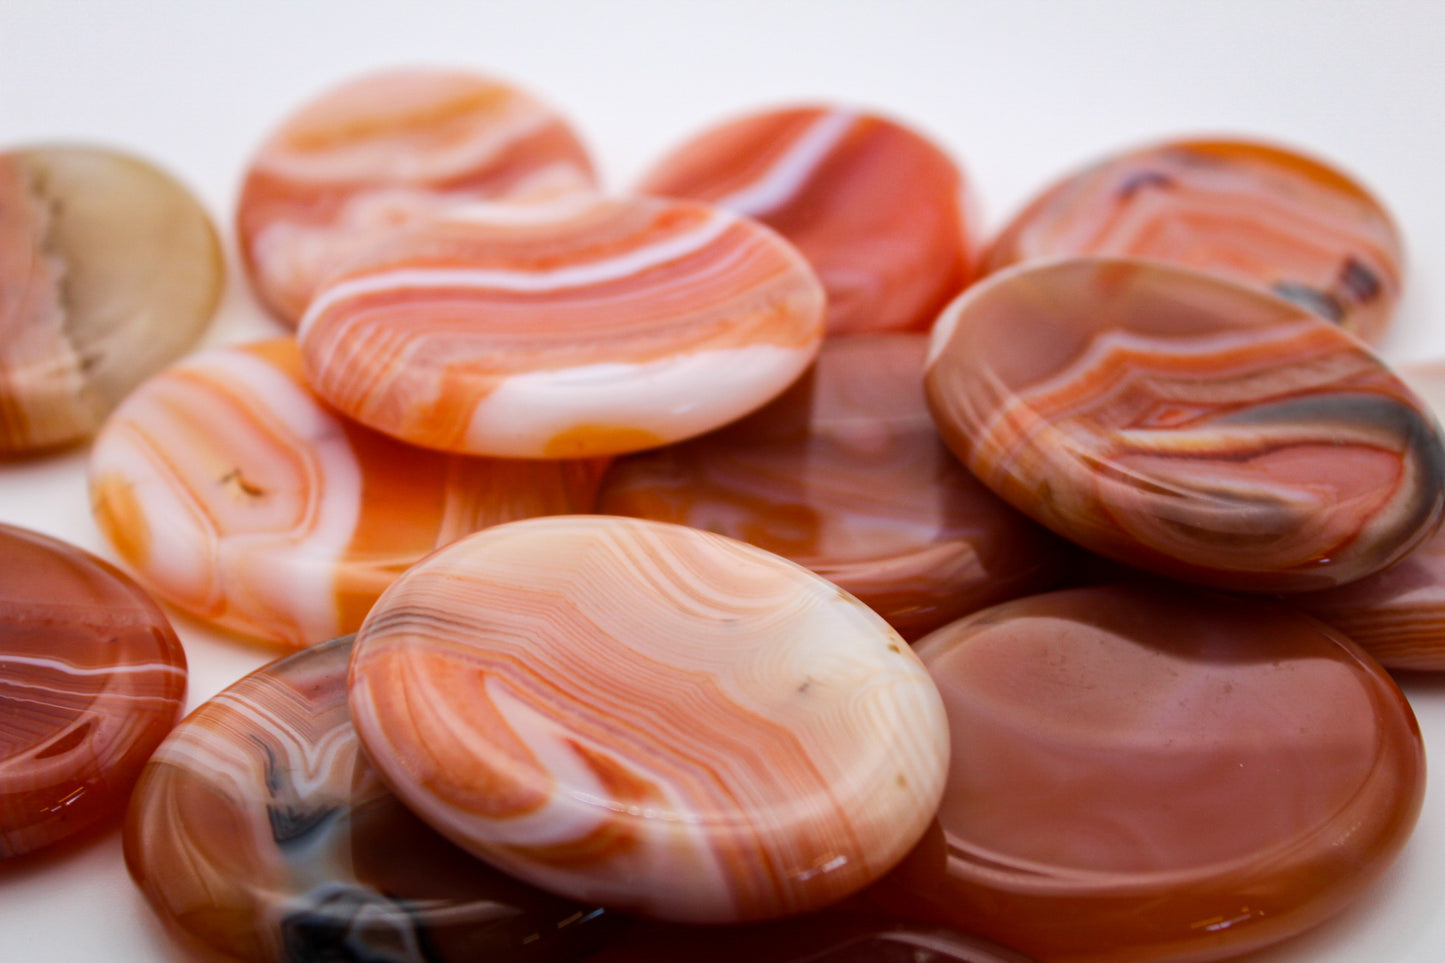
top-left (598, 333), bottom-right (1066, 639)
top-left (985, 137), bottom-right (1403, 344)
top-left (884, 584), bottom-right (1426, 963)
top-left (348, 515), bottom-right (949, 923)
top-left (89, 337), bottom-right (602, 648)
top-left (236, 66), bottom-right (597, 325)
top-left (299, 195), bottom-right (826, 457)
top-left (1292, 361), bottom-right (1445, 669)
top-left (0, 144), bottom-right (223, 455)
top-left (125, 635), bottom-right (620, 963)
top-left (1, 523), bottom-right (187, 858)
top-left (638, 104), bottom-right (977, 336)
top-left (925, 257), bottom-right (1445, 592)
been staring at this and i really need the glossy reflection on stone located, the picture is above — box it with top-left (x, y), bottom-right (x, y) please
top-left (236, 66), bottom-right (597, 325)
top-left (0, 144), bottom-right (223, 455)
top-left (89, 338), bottom-right (603, 648)
top-left (299, 195), bottom-right (826, 457)
top-left (1, 524), bottom-right (186, 858)
top-left (348, 516), bottom-right (949, 923)
top-left (925, 257), bottom-right (1445, 592)
top-left (1291, 361), bottom-right (1445, 669)
top-left (598, 333), bottom-right (1066, 639)
top-left (881, 584), bottom-right (1426, 963)
top-left (125, 635), bottom-right (619, 963)
top-left (985, 137), bottom-right (1403, 344)
top-left (638, 104), bottom-right (977, 336)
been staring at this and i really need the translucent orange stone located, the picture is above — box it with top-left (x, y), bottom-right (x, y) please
top-left (876, 584), bottom-right (1425, 962)
top-left (638, 104), bottom-right (979, 336)
top-left (1, 524), bottom-right (186, 858)
top-left (599, 333), bottom-right (1066, 639)
top-left (985, 137), bottom-right (1404, 344)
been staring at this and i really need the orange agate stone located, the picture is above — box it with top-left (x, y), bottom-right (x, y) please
top-left (89, 338), bottom-right (602, 648)
top-left (347, 516), bottom-right (949, 923)
top-left (881, 584), bottom-right (1425, 962)
top-left (985, 137), bottom-right (1404, 344)
top-left (298, 195), bottom-right (826, 458)
top-left (638, 105), bottom-right (978, 336)
top-left (1, 524), bottom-right (186, 858)
top-left (236, 67), bottom-right (597, 324)
top-left (925, 257), bottom-right (1445, 592)
top-left (598, 333), bottom-right (1066, 639)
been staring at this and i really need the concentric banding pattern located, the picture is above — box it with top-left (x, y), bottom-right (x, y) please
top-left (89, 338), bottom-right (602, 647)
top-left (298, 195), bottom-right (826, 457)
top-left (985, 137), bottom-right (1404, 344)
top-left (236, 66), bottom-right (598, 324)
top-left (638, 104), bottom-right (977, 335)
top-left (925, 257), bottom-right (1445, 592)
top-left (1, 524), bottom-right (187, 858)
top-left (348, 516), bottom-right (949, 923)
top-left (125, 635), bottom-right (618, 963)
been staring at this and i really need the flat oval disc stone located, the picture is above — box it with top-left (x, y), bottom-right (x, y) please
top-left (598, 333), bottom-right (1066, 640)
top-left (894, 584), bottom-right (1425, 962)
top-left (0, 144), bottom-right (223, 454)
top-left (985, 137), bottom-right (1404, 344)
top-left (125, 635), bottom-right (621, 963)
top-left (89, 338), bottom-right (602, 648)
top-left (347, 515), bottom-right (949, 923)
top-left (0, 523), bottom-right (186, 858)
top-left (236, 66), bottom-right (598, 325)
top-left (299, 195), bottom-right (826, 458)
top-left (637, 104), bottom-right (978, 336)
top-left (925, 256), bottom-right (1445, 592)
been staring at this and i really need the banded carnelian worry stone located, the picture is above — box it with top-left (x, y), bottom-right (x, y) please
top-left (986, 137), bottom-right (1404, 344)
top-left (639, 104), bottom-right (978, 336)
top-left (1, 524), bottom-right (186, 858)
top-left (236, 67), bottom-right (597, 325)
top-left (348, 516), bottom-right (949, 923)
top-left (925, 257), bottom-right (1445, 592)
top-left (299, 195), bottom-right (826, 458)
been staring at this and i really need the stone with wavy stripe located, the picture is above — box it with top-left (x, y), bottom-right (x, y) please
top-left (89, 338), bottom-right (603, 648)
top-left (0, 144), bottom-right (222, 455)
top-left (236, 67), bottom-right (597, 325)
top-left (637, 104), bottom-right (977, 336)
top-left (0, 524), bottom-right (186, 858)
top-left (348, 515), bottom-right (949, 923)
top-left (925, 257), bottom-right (1445, 592)
top-left (298, 195), bottom-right (826, 457)
top-left (598, 333), bottom-right (1067, 639)
top-left (125, 634), bottom-right (621, 963)
top-left (985, 137), bottom-right (1403, 344)
top-left (882, 584), bottom-right (1425, 962)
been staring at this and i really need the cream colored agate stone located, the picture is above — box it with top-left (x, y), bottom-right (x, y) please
top-left (298, 195), bottom-right (826, 458)
top-left (236, 66), bottom-right (598, 325)
top-left (89, 338), bottom-right (602, 648)
top-left (0, 145), bottom-right (223, 455)
top-left (347, 515), bottom-right (949, 924)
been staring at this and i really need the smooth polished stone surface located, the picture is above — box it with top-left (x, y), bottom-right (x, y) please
top-left (90, 338), bottom-right (602, 648)
top-left (985, 137), bottom-right (1403, 345)
top-left (348, 515), bottom-right (949, 923)
top-left (598, 333), bottom-right (1066, 639)
top-left (0, 144), bottom-right (223, 455)
top-left (637, 104), bottom-right (977, 335)
top-left (1292, 361), bottom-right (1445, 669)
top-left (125, 635), bottom-right (620, 963)
top-left (299, 195), bottom-right (826, 457)
top-left (236, 66), bottom-right (598, 325)
top-left (925, 256), bottom-right (1445, 592)
top-left (0, 524), bottom-right (187, 859)
top-left (883, 584), bottom-right (1426, 963)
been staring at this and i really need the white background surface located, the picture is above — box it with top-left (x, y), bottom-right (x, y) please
top-left (2, 1), bottom-right (1445, 959)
